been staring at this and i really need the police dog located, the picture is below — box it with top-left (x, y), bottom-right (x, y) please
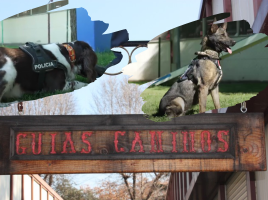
top-left (155, 21), bottom-right (236, 118)
top-left (0, 41), bottom-right (101, 102)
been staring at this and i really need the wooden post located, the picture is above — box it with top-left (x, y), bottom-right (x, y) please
top-left (1, 20), bottom-right (4, 47)
top-left (66, 10), bottom-right (69, 42)
top-left (235, 21), bottom-right (240, 36)
top-left (70, 9), bottom-right (77, 41)
top-left (31, 176), bottom-right (33, 200)
top-left (48, 13), bottom-right (50, 43)
top-left (40, 185), bottom-right (42, 200)
top-left (10, 175), bottom-right (13, 200)
top-left (22, 175), bottom-right (24, 200)
top-left (202, 17), bottom-right (207, 38)
top-left (247, 172), bottom-right (257, 200)
top-left (218, 185), bottom-right (226, 200)
top-left (158, 37), bottom-right (161, 77)
top-left (176, 27), bottom-right (181, 69)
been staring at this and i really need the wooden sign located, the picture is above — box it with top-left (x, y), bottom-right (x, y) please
top-left (12, 129), bottom-right (233, 160)
top-left (0, 113), bottom-right (266, 174)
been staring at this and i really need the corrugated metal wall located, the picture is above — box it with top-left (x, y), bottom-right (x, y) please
top-left (231, 0), bottom-right (255, 26)
top-left (212, 0), bottom-right (224, 23)
top-left (226, 172), bottom-right (247, 200)
top-left (255, 124), bottom-right (268, 200)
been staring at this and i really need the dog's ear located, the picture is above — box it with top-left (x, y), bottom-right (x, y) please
top-left (210, 24), bottom-right (218, 33)
top-left (222, 22), bottom-right (228, 30)
top-left (82, 48), bottom-right (97, 83)
top-left (210, 17), bottom-right (218, 33)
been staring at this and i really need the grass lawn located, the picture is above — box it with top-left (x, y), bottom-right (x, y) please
top-left (96, 51), bottom-right (115, 67)
top-left (141, 82), bottom-right (268, 122)
top-left (1, 49), bottom-right (115, 103)
top-left (2, 45), bottom-right (19, 48)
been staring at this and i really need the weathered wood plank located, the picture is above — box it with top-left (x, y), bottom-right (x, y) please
top-left (0, 113), bottom-right (266, 174)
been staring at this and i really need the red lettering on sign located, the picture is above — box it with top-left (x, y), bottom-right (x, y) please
top-left (130, 132), bottom-right (145, 152)
top-left (189, 132), bottom-right (196, 152)
top-left (114, 131), bottom-right (125, 152)
top-left (182, 131), bottom-right (189, 152)
top-left (201, 131), bottom-right (211, 152)
top-left (31, 133), bottom-right (42, 155)
top-left (81, 132), bottom-right (92, 153)
top-left (171, 132), bottom-right (178, 153)
top-left (150, 131), bottom-right (163, 153)
top-left (61, 132), bottom-right (76, 154)
top-left (217, 130), bottom-right (229, 152)
top-left (181, 131), bottom-right (195, 152)
top-left (16, 133), bottom-right (27, 155)
top-left (50, 133), bottom-right (57, 154)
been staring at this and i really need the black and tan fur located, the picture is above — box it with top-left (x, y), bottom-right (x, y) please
top-left (155, 20), bottom-right (236, 118)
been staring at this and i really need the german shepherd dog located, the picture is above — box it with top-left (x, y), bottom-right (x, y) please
top-left (155, 21), bottom-right (236, 118)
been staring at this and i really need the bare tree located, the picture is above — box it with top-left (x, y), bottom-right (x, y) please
top-left (90, 76), bottom-right (168, 199)
top-left (0, 93), bottom-right (75, 115)
top-left (91, 75), bottom-right (150, 114)
top-left (94, 173), bottom-right (169, 200)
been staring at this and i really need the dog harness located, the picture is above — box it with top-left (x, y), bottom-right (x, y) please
top-left (179, 51), bottom-right (222, 88)
top-left (19, 42), bottom-right (69, 90)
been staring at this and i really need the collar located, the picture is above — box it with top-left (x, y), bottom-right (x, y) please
top-left (195, 49), bottom-right (220, 60)
top-left (63, 44), bottom-right (76, 63)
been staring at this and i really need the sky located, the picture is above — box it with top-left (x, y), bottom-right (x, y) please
top-left (0, 0), bottom-right (202, 189)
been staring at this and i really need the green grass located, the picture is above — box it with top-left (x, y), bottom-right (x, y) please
top-left (2, 89), bottom-right (72, 103)
top-left (1, 45), bottom-right (19, 48)
top-left (96, 51), bottom-right (115, 67)
top-left (141, 82), bottom-right (268, 122)
top-left (129, 81), bottom-right (150, 85)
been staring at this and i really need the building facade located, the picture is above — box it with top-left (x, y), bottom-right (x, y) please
top-left (165, 0), bottom-right (268, 199)
top-left (124, 0), bottom-right (268, 82)
top-left (0, 1), bottom-right (113, 52)
top-left (0, 174), bottom-right (63, 200)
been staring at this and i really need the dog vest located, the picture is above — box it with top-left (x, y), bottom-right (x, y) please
top-left (19, 42), bottom-right (68, 90)
top-left (179, 53), bottom-right (222, 88)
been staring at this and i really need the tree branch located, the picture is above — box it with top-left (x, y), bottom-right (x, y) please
top-left (133, 173), bottom-right (136, 200)
top-left (120, 173), bottom-right (134, 200)
top-left (144, 173), bottom-right (164, 200)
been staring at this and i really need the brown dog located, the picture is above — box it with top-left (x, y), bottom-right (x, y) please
top-left (155, 20), bottom-right (236, 118)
